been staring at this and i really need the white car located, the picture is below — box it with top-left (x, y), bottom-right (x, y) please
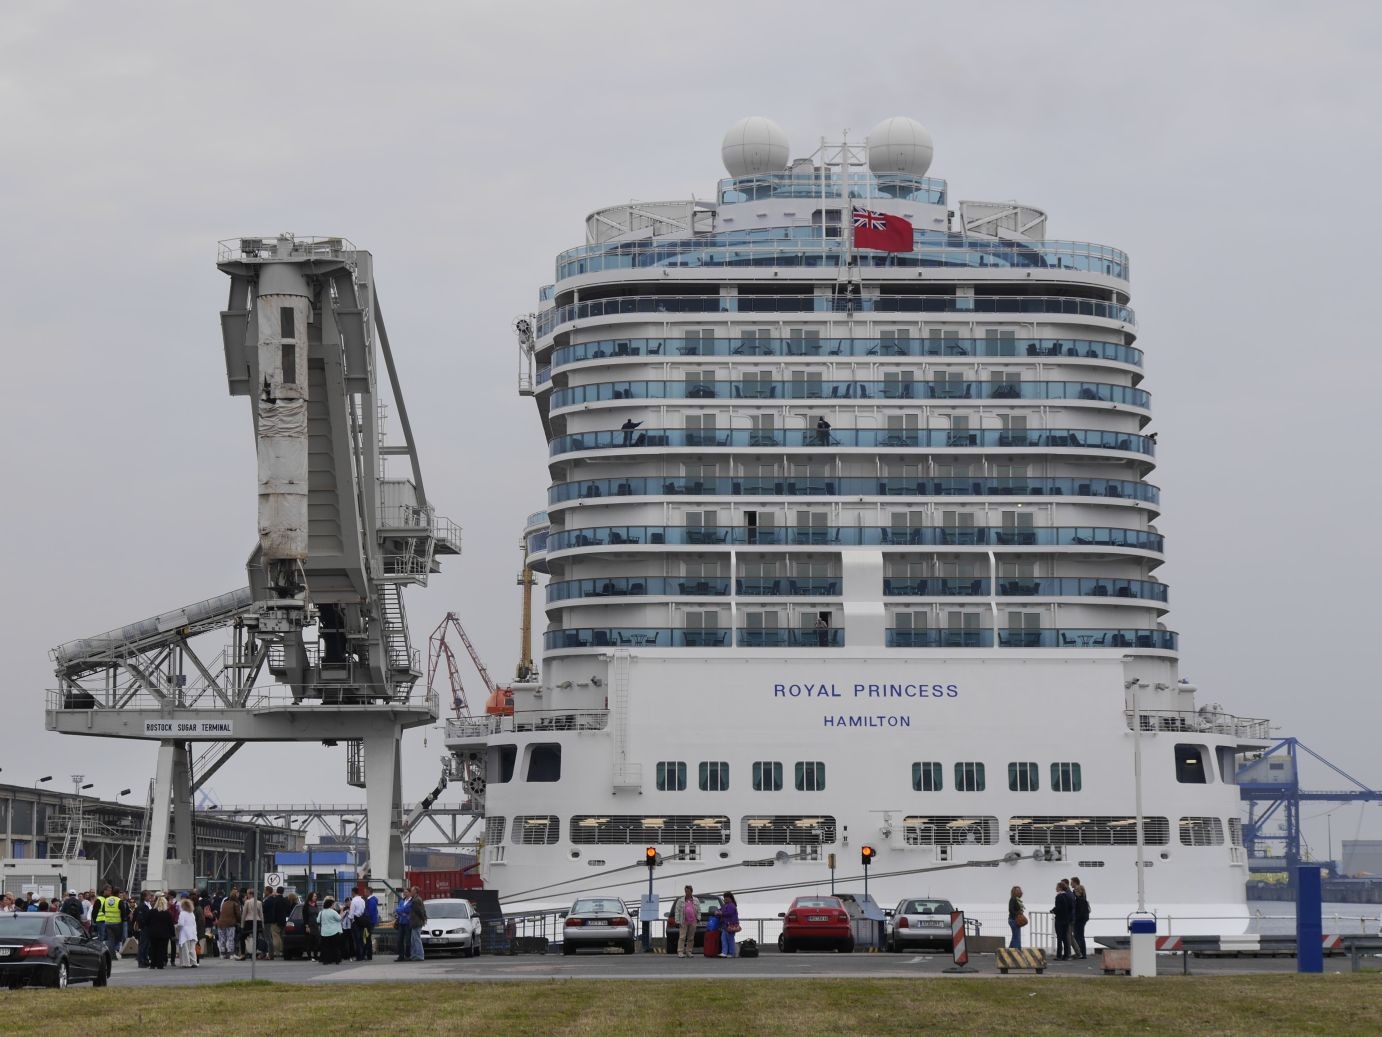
top-left (886, 898), bottom-right (956, 952)
top-left (417, 899), bottom-right (483, 957)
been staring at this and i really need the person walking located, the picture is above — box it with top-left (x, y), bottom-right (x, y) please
top-left (216, 889), bottom-right (242, 960)
top-left (677, 886), bottom-right (698, 958)
top-left (1007, 885), bottom-right (1026, 949)
top-left (718, 892), bottom-right (739, 958)
top-left (145, 896), bottom-right (174, 970)
top-left (1051, 880), bottom-right (1074, 960)
top-left (317, 897), bottom-right (342, 964)
top-left (95, 884), bottom-right (123, 959)
top-left (408, 887), bottom-right (428, 962)
top-left (176, 897), bottom-right (199, 967)
top-left (240, 889), bottom-right (263, 960)
top-left (1071, 880), bottom-right (1090, 960)
top-left (393, 891), bottom-right (412, 961)
top-left (303, 892), bottom-right (321, 962)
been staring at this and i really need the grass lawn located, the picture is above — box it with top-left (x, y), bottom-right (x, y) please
top-left (8, 976), bottom-right (1379, 1036)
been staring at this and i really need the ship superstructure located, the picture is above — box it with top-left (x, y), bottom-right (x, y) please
top-left (450, 117), bottom-right (1267, 933)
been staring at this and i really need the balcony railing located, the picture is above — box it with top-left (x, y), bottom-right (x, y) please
top-left (544, 525), bottom-right (1164, 553)
top-left (549, 379), bottom-right (1150, 409)
top-left (548, 336), bottom-right (1142, 368)
top-left (537, 627), bottom-right (1176, 652)
top-left (546, 576), bottom-right (1163, 602)
top-left (886, 628), bottom-right (1177, 649)
top-left (556, 232), bottom-right (1128, 281)
top-left (1124, 709), bottom-right (1270, 739)
top-left (550, 427), bottom-right (1154, 457)
top-left (446, 710), bottom-right (610, 740)
top-left (549, 476), bottom-right (1159, 505)
top-left (536, 295), bottom-right (1136, 337)
top-left (883, 577), bottom-right (1168, 602)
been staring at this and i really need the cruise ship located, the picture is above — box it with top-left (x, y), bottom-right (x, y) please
top-left (448, 116), bottom-right (1270, 936)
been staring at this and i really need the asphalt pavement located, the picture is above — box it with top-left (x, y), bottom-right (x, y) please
top-left (59, 946), bottom-right (1375, 988)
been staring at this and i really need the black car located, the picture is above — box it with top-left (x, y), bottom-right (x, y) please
top-left (663, 894), bottom-right (724, 951)
top-left (282, 903), bottom-right (310, 960)
top-left (0, 913), bottom-right (111, 989)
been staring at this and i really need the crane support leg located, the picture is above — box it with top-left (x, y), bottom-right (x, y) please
top-left (363, 729), bottom-right (406, 888)
top-left (145, 740), bottom-right (196, 892)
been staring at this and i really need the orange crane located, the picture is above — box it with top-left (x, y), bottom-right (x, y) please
top-left (427, 612), bottom-right (513, 717)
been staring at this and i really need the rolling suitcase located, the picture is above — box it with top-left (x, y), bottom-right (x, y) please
top-left (703, 928), bottom-right (720, 957)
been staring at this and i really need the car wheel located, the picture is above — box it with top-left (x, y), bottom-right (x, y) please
top-left (841, 937), bottom-right (855, 953)
top-left (93, 957), bottom-right (110, 987)
top-left (562, 942), bottom-right (575, 956)
top-left (49, 961), bottom-right (69, 989)
top-left (622, 939), bottom-right (636, 955)
top-left (781, 938), bottom-right (795, 954)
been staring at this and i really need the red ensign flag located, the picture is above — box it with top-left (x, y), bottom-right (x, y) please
top-left (852, 207), bottom-right (913, 252)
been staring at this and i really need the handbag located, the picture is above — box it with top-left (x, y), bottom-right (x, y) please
top-left (1015, 912), bottom-right (1028, 928)
top-left (728, 923), bottom-right (742, 934)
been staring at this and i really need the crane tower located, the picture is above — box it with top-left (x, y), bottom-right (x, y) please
top-left (48, 235), bottom-right (459, 893)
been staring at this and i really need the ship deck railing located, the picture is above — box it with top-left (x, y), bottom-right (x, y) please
top-left (1124, 708), bottom-right (1270, 739)
top-left (446, 710), bottom-right (610, 740)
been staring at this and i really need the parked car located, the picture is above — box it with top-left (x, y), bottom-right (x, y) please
top-left (418, 898), bottom-right (483, 957)
top-left (0, 913), bottom-right (111, 989)
top-left (562, 897), bottom-right (635, 955)
top-left (885, 898), bottom-right (956, 952)
top-left (778, 895), bottom-right (853, 953)
top-left (663, 893), bottom-right (724, 951)
top-left (282, 902), bottom-right (309, 959)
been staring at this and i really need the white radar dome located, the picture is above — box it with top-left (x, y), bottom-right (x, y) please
top-left (867, 116), bottom-right (934, 177)
top-left (721, 117), bottom-right (789, 178)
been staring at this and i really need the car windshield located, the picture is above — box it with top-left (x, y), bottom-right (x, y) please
top-left (0, 916), bottom-right (50, 936)
top-left (795, 898), bottom-right (841, 909)
top-left (571, 899), bottom-right (624, 915)
top-left (426, 902), bottom-right (471, 919)
top-left (902, 900), bottom-right (954, 915)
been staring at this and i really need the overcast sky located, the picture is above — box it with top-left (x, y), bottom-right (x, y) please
top-left (2, 1), bottom-right (1378, 857)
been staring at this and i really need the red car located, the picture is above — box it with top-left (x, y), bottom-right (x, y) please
top-left (778, 895), bottom-right (854, 953)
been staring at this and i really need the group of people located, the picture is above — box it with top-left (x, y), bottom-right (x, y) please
top-left (302, 885), bottom-right (382, 965)
top-left (670, 886), bottom-right (741, 959)
top-left (1006, 878), bottom-right (1091, 959)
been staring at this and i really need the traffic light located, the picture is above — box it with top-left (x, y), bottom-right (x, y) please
top-left (860, 845), bottom-right (877, 867)
top-left (645, 846), bottom-right (658, 869)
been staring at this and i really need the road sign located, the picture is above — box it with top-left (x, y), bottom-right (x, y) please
top-left (265, 872), bottom-right (284, 889)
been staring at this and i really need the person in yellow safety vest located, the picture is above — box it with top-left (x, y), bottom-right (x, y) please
top-left (96, 885), bottom-right (124, 958)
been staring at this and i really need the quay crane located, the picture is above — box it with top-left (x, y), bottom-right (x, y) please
top-left (48, 235), bottom-right (459, 893)
top-left (1238, 737), bottom-right (1381, 886)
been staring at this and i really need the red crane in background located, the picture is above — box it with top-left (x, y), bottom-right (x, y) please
top-left (427, 612), bottom-right (513, 717)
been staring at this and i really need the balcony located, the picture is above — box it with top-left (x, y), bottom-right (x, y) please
top-left (544, 525), bottom-right (1164, 553)
top-left (737, 628), bottom-right (844, 647)
top-left (549, 475), bottom-right (1158, 505)
top-left (883, 577), bottom-right (1168, 601)
top-left (555, 228), bottom-right (1129, 281)
top-left (537, 295), bottom-right (1136, 337)
top-left (549, 378), bottom-right (1150, 410)
top-left (549, 427), bottom-right (1154, 457)
top-left (885, 628), bottom-right (1177, 650)
top-left (548, 336), bottom-right (1142, 368)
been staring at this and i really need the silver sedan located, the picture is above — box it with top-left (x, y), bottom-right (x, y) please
top-left (561, 897), bottom-right (636, 955)
top-left (886, 898), bottom-right (956, 952)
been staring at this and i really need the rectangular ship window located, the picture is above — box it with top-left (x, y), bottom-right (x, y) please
top-left (1008, 816), bottom-right (1171, 846)
top-left (699, 761), bottom-right (729, 792)
top-left (794, 761), bottom-right (826, 792)
top-left (656, 761), bottom-right (687, 792)
top-left (742, 815), bottom-right (837, 845)
top-left (1008, 762), bottom-right (1039, 792)
top-left (1178, 817), bottom-right (1226, 846)
top-left (954, 762), bottom-right (986, 791)
top-left (752, 761), bottom-right (783, 791)
top-left (903, 816), bottom-right (998, 846)
top-left (912, 761), bottom-right (942, 791)
top-left (512, 815), bottom-right (559, 845)
top-left (1050, 762), bottom-right (1083, 792)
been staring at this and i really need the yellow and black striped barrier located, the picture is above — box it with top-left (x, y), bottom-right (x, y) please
top-left (995, 947), bottom-right (1047, 974)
